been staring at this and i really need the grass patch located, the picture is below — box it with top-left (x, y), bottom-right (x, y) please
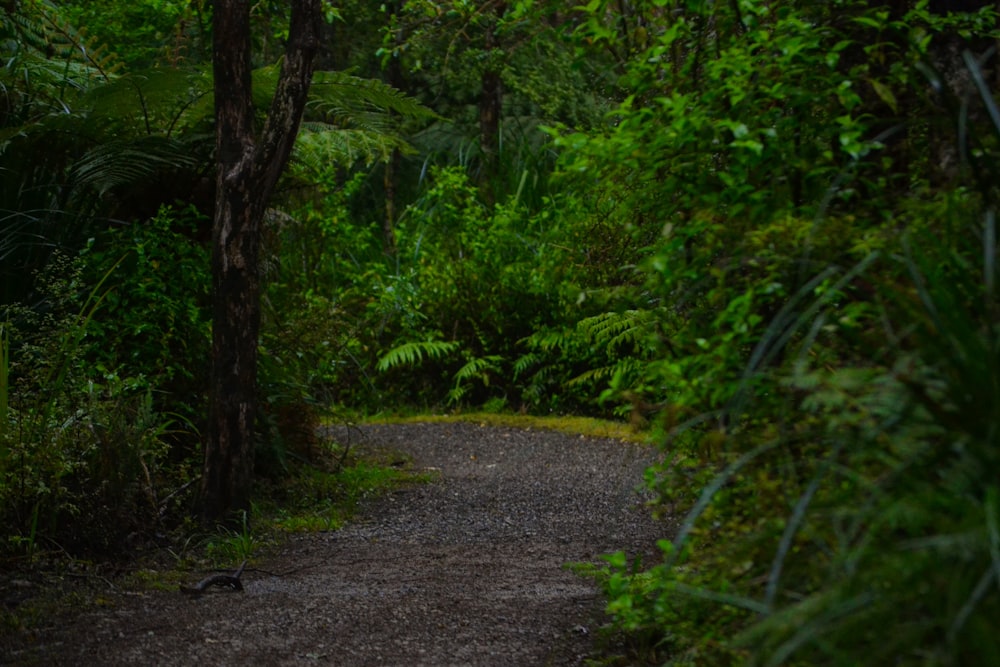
top-left (265, 458), bottom-right (436, 535)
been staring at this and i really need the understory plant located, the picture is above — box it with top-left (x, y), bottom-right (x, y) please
top-left (576, 1), bottom-right (1000, 664)
top-left (0, 253), bottom-right (180, 557)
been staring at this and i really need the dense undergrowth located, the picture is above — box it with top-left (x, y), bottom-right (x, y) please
top-left (4, 0), bottom-right (1000, 663)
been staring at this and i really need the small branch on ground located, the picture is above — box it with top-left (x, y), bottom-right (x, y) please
top-left (179, 560), bottom-right (247, 596)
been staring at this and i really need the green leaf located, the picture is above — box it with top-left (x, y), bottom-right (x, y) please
top-left (376, 340), bottom-right (460, 372)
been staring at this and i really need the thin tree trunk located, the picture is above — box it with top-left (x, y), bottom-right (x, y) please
top-left (202, 0), bottom-right (321, 522)
top-left (479, 2), bottom-right (506, 206)
top-left (382, 1), bottom-right (405, 255)
top-left (383, 147), bottom-right (400, 254)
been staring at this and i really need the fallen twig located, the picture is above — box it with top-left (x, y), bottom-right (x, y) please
top-left (179, 560), bottom-right (247, 596)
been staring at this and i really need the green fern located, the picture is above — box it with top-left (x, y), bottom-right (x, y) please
top-left (71, 136), bottom-right (199, 196)
top-left (308, 70), bottom-right (439, 127)
top-left (376, 340), bottom-right (460, 372)
top-left (2, 2), bottom-right (120, 80)
top-left (447, 354), bottom-right (503, 403)
top-left (522, 327), bottom-right (577, 353)
top-left (577, 309), bottom-right (655, 354)
top-left (294, 127), bottom-right (413, 172)
top-left (1, 3), bottom-right (121, 128)
top-left (248, 67), bottom-right (437, 174)
top-left (512, 351), bottom-right (542, 379)
top-left (84, 69), bottom-right (213, 136)
top-left (567, 357), bottom-right (643, 388)
top-left (453, 355), bottom-right (502, 384)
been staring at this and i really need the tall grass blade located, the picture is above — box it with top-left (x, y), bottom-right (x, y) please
top-left (732, 252), bottom-right (879, 418)
top-left (0, 321), bottom-right (7, 443)
top-left (667, 440), bottom-right (779, 568)
top-left (985, 208), bottom-right (996, 303)
top-left (763, 593), bottom-right (874, 667)
top-left (669, 581), bottom-right (771, 615)
top-left (963, 49), bottom-right (1000, 138)
top-left (763, 443), bottom-right (841, 613)
top-left (947, 566), bottom-right (995, 644)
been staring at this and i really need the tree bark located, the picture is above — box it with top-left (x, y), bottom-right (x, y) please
top-left (202, 0), bottom-right (321, 522)
top-left (382, 1), bottom-right (405, 255)
top-left (479, 2), bottom-right (507, 206)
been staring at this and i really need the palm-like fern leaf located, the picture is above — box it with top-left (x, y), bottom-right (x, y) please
top-left (71, 135), bottom-right (199, 196)
top-left (512, 351), bottom-right (542, 379)
top-left (522, 327), bottom-right (577, 353)
top-left (567, 357), bottom-right (644, 387)
top-left (453, 355), bottom-right (503, 384)
top-left (249, 66), bottom-right (437, 171)
top-left (577, 309), bottom-right (656, 354)
top-left (376, 340), bottom-right (460, 372)
top-left (85, 70), bottom-right (213, 136)
top-left (2, 1), bottom-right (120, 80)
top-left (294, 127), bottom-right (414, 172)
top-left (308, 70), bottom-right (438, 126)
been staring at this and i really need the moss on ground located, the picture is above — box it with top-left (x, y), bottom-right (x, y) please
top-left (361, 411), bottom-right (647, 443)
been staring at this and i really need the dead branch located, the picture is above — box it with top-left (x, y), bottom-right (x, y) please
top-left (179, 559), bottom-right (247, 596)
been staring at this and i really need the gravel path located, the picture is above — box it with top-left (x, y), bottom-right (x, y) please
top-left (3, 422), bottom-right (669, 666)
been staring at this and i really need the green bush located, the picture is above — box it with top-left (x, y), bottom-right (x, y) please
top-left (84, 205), bottom-right (211, 425)
top-left (567, 2), bottom-right (1000, 665)
top-left (1, 253), bottom-right (180, 557)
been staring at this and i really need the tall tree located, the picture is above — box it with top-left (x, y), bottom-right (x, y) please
top-left (202, 0), bottom-right (321, 521)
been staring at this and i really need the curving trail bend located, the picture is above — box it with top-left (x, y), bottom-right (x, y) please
top-left (6, 422), bottom-right (668, 667)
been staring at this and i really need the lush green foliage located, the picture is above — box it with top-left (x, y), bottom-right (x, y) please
top-left (560, 2), bottom-right (1000, 665)
top-left (5, 0), bottom-right (1000, 663)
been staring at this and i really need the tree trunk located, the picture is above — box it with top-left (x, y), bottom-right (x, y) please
top-left (202, 0), bottom-right (321, 522)
top-left (382, 1), bottom-right (405, 255)
top-left (383, 147), bottom-right (400, 254)
top-left (479, 2), bottom-right (507, 205)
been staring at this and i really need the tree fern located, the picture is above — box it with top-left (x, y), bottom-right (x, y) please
top-left (2, 1), bottom-right (120, 82)
top-left (1, 3), bottom-right (120, 128)
top-left (293, 127), bottom-right (413, 173)
top-left (307, 70), bottom-right (438, 127)
top-left (71, 136), bottom-right (200, 196)
top-left (84, 69), bottom-right (213, 136)
top-left (376, 340), bottom-right (460, 372)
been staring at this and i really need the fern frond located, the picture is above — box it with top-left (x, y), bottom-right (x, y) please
top-left (4, 2), bottom-right (121, 80)
top-left (376, 340), bottom-right (460, 372)
top-left (447, 384), bottom-right (468, 404)
top-left (294, 126), bottom-right (415, 170)
top-left (453, 355), bottom-right (503, 384)
top-left (523, 327), bottom-right (577, 353)
top-left (36, 11), bottom-right (121, 79)
top-left (308, 71), bottom-right (438, 125)
top-left (512, 352), bottom-right (542, 379)
top-left (71, 136), bottom-right (199, 196)
top-left (247, 67), bottom-right (436, 131)
top-left (577, 309), bottom-right (655, 354)
top-left (85, 70), bottom-right (213, 136)
top-left (567, 358), bottom-right (643, 387)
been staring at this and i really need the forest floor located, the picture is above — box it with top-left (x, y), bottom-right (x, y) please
top-left (1, 421), bottom-right (669, 666)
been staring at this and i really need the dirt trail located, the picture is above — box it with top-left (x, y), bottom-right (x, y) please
top-left (3, 422), bottom-right (668, 666)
